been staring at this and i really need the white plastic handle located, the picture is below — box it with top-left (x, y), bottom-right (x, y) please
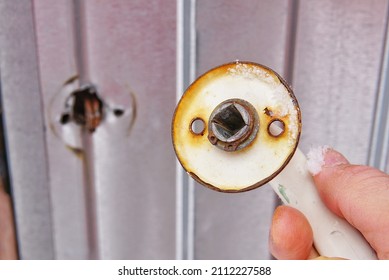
top-left (269, 148), bottom-right (377, 259)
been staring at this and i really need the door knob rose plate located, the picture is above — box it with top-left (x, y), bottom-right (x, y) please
top-left (172, 61), bottom-right (301, 192)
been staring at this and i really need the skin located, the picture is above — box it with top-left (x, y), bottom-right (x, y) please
top-left (0, 180), bottom-right (17, 259)
top-left (269, 149), bottom-right (389, 260)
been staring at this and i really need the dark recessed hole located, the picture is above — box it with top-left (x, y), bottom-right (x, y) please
top-left (190, 118), bottom-right (206, 135)
top-left (268, 119), bottom-right (285, 137)
top-left (60, 113), bottom-right (71, 125)
top-left (113, 108), bottom-right (125, 117)
top-left (212, 104), bottom-right (246, 139)
top-left (71, 86), bottom-right (104, 127)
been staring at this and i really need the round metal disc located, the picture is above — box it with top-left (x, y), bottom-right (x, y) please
top-left (172, 61), bottom-right (301, 192)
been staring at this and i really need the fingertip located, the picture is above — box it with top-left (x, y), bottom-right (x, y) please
top-left (311, 148), bottom-right (351, 216)
top-left (312, 149), bottom-right (389, 259)
top-left (269, 206), bottom-right (313, 260)
top-left (322, 149), bottom-right (349, 168)
top-left (307, 147), bottom-right (349, 177)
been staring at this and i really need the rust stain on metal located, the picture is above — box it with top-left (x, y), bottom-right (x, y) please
top-left (264, 107), bottom-right (274, 117)
top-left (207, 98), bottom-right (259, 152)
top-left (189, 117), bottom-right (206, 136)
top-left (69, 85), bottom-right (104, 133)
top-left (267, 118), bottom-right (286, 138)
top-left (65, 145), bottom-right (84, 159)
top-left (172, 61), bottom-right (302, 193)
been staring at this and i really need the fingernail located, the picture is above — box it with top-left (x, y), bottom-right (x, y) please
top-left (307, 147), bottom-right (349, 175)
top-left (323, 149), bottom-right (349, 167)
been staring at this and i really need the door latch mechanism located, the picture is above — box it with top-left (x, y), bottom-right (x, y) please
top-left (49, 76), bottom-right (135, 152)
top-left (60, 84), bottom-right (105, 133)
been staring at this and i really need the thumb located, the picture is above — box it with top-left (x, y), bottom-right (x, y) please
top-left (313, 149), bottom-right (389, 259)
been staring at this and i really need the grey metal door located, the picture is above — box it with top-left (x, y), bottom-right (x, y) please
top-left (0, 0), bottom-right (388, 259)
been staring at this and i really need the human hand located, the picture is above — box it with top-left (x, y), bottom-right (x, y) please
top-left (0, 180), bottom-right (17, 259)
top-left (269, 148), bottom-right (389, 260)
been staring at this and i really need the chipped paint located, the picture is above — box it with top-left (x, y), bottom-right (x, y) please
top-left (278, 184), bottom-right (290, 204)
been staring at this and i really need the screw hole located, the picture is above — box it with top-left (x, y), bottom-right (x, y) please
top-left (60, 113), bottom-right (71, 125)
top-left (113, 108), bottom-right (125, 117)
top-left (190, 118), bottom-right (206, 135)
top-left (268, 119), bottom-right (285, 137)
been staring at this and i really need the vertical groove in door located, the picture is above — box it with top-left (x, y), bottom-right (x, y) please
top-left (72, 0), bottom-right (100, 259)
top-left (283, 0), bottom-right (299, 84)
top-left (0, 0), bottom-right (54, 259)
top-left (176, 0), bottom-right (196, 260)
top-left (368, 2), bottom-right (389, 172)
top-left (272, 0), bottom-right (300, 218)
top-left (73, 0), bottom-right (90, 84)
